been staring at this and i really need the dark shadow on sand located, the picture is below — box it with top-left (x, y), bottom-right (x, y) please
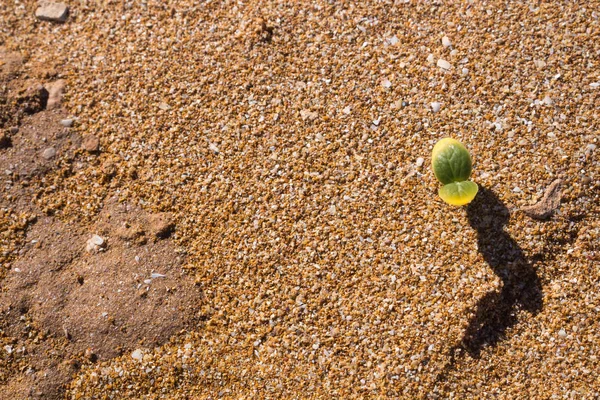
top-left (459, 186), bottom-right (543, 358)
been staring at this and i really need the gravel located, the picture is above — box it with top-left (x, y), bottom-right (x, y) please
top-left (2, 1), bottom-right (598, 399)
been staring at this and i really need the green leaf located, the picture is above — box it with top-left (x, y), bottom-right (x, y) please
top-left (438, 181), bottom-right (479, 206)
top-left (431, 138), bottom-right (473, 184)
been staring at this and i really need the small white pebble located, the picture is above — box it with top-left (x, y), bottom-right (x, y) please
top-left (430, 102), bottom-right (441, 112)
top-left (461, 67), bottom-right (469, 75)
top-left (416, 157), bottom-right (424, 167)
top-left (589, 82), bottom-right (600, 88)
top-left (60, 118), bottom-right (74, 127)
top-left (426, 54), bottom-right (435, 64)
top-left (558, 329), bottom-right (567, 338)
top-left (131, 349), bottom-right (144, 361)
top-left (513, 187), bottom-right (522, 193)
top-left (437, 59), bottom-right (452, 70)
top-left (386, 35), bottom-right (399, 46)
top-left (381, 79), bottom-right (392, 88)
top-left (90, 235), bottom-right (104, 246)
top-left (442, 36), bottom-right (452, 48)
top-left (151, 273), bottom-right (166, 279)
top-left (542, 96), bottom-right (553, 105)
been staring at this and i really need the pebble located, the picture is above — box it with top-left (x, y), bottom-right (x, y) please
top-left (461, 67), bottom-right (469, 75)
top-left (416, 157), bottom-right (425, 167)
top-left (131, 349), bottom-right (144, 361)
top-left (442, 36), bottom-right (452, 48)
top-left (9, 126), bottom-right (19, 134)
top-left (430, 102), bottom-right (441, 112)
top-left (60, 118), bottom-right (74, 127)
top-left (558, 329), bottom-right (567, 338)
top-left (42, 147), bottom-right (56, 159)
top-left (81, 135), bottom-right (100, 152)
top-left (437, 59), bottom-right (452, 70)
top-left (386, 35), bottom-right (399, 46)
top-left (86, 234), bottom-right (106, 253)
top-left (35, 2), bottom-right (69, 23)
top-left (513, 186), bottom-right (522, 193)
top-left (533, 59), bottom-right (546, 69)
top-left (426, 53), bottom-right (435, 64)
top-left (542, 96), bottom-right (553, 105)
top-left (90, 235), bottom-right (104, 246)
top-left (300, 109), bottom-right (318, 121)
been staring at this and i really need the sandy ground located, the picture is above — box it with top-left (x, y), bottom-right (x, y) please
top-left (0, 1), bottom-right (599, 398)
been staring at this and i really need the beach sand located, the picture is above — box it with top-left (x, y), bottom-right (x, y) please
top-left (0, 1), bottom-right (598, 398)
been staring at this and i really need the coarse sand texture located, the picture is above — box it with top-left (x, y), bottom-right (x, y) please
top-left (0, 1), bottom-right (599, 399)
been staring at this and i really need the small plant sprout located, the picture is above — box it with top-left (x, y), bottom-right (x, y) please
top-left (431, 138), bottom-right (479, 206)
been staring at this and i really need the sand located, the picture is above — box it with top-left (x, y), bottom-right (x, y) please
top-left (0, 1), bottom-right (598, 398)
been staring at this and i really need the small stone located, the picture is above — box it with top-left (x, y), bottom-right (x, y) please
top-left (9, 126), bottom-right (19, 134)
top-left (401, 101), bottom-right (409, 107)
top-left (81, 135), bottom-right (100, 152)
top-left (208, 142), bottom-right (219, 153)
top-left (590, 82), bottom-right (600, 89)
top-left (131, 349), bottom-right (144, 361)
top-left (35, 2), bottom-right (69, 23)
top-left (300, 109), bottom-right (318, 121)
top-left (60, 118), bottom-right (74, 127)
top-left (442, 36), bottom-right (452, 48)
top-left (342, 106), bottom-right (351, 114)
top-left (42, 147), bottom-right (56, 159)
top-left (385, 35), bottom-right (399, 46)
top-left (381, 79), bottom-right (392, 88)
top-left (542, 96), bottom-right (553, 105)
top-left (558, 329), bottom-right (567, 338)
top-left (430, 102), bottom-right (441, 112)
top-left (581, 176), bottom-right (592, 185)
top-left (426, 54), bottom-right (435, 64)
top-left (513, 186), bottom-right (522, 193)
top-left (437, 59), bottom-right (452, 70)
top-left (461, 67), bottom-right (469, 75)
top-left (533, 59), bottom-right (546, 69)
top-left (86, 234), bottom-right (106, 253)
top-left (416, 157), bottom-right (425, 168)
top-left (91, 235), bottom-right (104, 246)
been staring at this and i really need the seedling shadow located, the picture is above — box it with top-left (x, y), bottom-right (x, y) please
top-left (460, 186), bottom-right (543, 358)
top-left (434, 187), bottom-right (544, 388)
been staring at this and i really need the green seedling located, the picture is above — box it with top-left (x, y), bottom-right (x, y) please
top-left (431, 138), bottom-right (478, 206)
